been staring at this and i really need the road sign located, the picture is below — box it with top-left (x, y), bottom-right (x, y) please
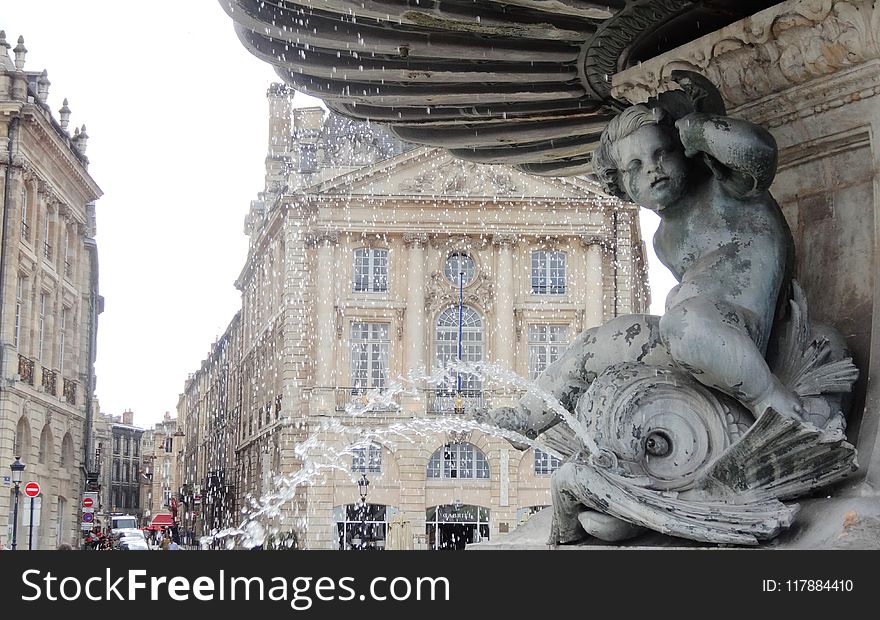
top-left (24, 482), bottom-right (40, 498)
top-left (83, 497), bottom-right (93, 508)
top-left (82, 512), bottom-right (94, 523)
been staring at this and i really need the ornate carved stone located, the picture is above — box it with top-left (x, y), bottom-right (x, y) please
top-left (429, 234), bottom-right (488, 253)
top-left (612, 0), bottom-right (880, 122)
top-left (306, 231), bottom-right (339, 247)
top-left (402, 232), bottom-right (429, 248)
top-left (491, 233), bottom-right (518, 248)
top-left (425, 270), bottom-right (494, 314)
top-left (394, 308), bottom-right (405, 340)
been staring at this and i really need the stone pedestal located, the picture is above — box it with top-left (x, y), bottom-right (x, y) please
top-left (611, 0), bottom-right (880, 492)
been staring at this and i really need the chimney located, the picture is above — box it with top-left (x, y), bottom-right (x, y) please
top-left (122, 409), bottom-right (133, 425)
top-left (13, 35), bottom-right (26, 71)
top-left (0, 31), bottom-right (13, 71)
top-left (266, 83), bottom-right (293, 158)
top-left (59, 98), bottom-right (71, 131)
top-left (36, 69), bottom-right (49, 102)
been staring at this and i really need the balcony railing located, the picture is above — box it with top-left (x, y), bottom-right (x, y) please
top-left (20, 221), bottom-right (29, 240)
top-left (18, 355), bottom-right (34, 385)
top-left (428, 389), bottom-right (486, 414)
top-left (43, 242), bottom-right (53, 260)
top-left (41, 367), bottom-right (57, 394)
top-left (64, 260), bottom-right (72, 278)
top-left (63, 378), bottom-right (77, 405)
top-left (334, 387), bottom-right (399, 412)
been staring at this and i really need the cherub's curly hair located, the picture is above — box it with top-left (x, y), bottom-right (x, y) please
top-left (594, 104), bottom-right (673, 199)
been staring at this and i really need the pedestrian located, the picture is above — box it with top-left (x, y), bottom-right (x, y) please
top-left (57, 543), bottom-right (72, 550)
top-left (160, 534), bottom-right (171, 551)
top-left (168, 539), bottom-right (180, 551)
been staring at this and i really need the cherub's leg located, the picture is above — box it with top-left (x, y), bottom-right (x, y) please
top-left (484, 315), bottom-right (672, 439)
top-left (660, 296), bottom-right (802, 419)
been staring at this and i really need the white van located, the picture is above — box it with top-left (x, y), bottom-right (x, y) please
top-left (110, 514), bottom-right (139, 532)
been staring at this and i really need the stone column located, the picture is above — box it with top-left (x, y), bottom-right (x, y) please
top-left (580, 235), bottom-right (606, 330)
top-left (313, 232), bottom-right (338, 387)
top-left (403, 233), bottom-right (428, 373)
top-left (492, 234), bottom-right (517, 369)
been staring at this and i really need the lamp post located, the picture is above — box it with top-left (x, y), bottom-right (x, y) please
top-left (357, 474), bottom-right (369, 550)
top-left (10, 457), bottom-right (25, 550)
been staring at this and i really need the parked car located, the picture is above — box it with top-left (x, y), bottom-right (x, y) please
top-left (118, 537), bottom-right (150, 551)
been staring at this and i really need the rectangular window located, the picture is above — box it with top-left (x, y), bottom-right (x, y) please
top-left (59, 308), bottom-right (67, 371)
top-left (350, 322), bottom-right (390, 390)
top-left (299, 144), bottom-right (317, 173)
top-left (43, 215), bottom-right (52, 261)
top-left (351, 445), bottom-right (382, 473)
top-left (38, 293), bottom-right (46, 361)
top-left (352, 248), bottom-right (388, 293)
top-left (528, 324), bottom-right (569, 379)
top-left (14, 277), bottom-right (23, 350)
top-left (531, 250), bottom-right (567, 295)
top-left (534, 448), bottom-right (562, 475)
top-left (20, 186), bottom-right (29, 240)
top-left (64, 229), bottom-right (72, 278)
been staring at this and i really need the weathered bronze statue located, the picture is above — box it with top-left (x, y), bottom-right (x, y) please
top-left (487, 72), bottom-right (859, 545)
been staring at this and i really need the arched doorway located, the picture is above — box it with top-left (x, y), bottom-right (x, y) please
top-left (426, 504), bottom-right (490, 550)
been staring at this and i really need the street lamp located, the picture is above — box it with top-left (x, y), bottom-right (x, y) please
top-left (356, 474), bottom-right (369, 550)
top-left (10, 457), bottom-right (25, 551)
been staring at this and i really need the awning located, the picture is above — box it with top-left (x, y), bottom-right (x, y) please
top-left (149, 513), bottom-right (174, 529)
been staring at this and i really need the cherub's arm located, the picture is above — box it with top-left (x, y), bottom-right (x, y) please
top-left (675, 112), bottom-right (778, 197)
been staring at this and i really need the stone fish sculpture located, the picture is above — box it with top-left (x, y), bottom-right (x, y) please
top-left (485, 71), bottom-right (859, 546)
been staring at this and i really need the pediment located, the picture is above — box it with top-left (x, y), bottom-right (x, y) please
top-left (303, 147), bottom-right (610, 201)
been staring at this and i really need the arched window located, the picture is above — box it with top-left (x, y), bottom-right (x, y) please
top-left (427, 442), bottom-right (489, 479)
top-left (531, 250), bottom-right (567, 294)
top-left (39, 424), bottom-right (53, 465)
top-left (60, 433), bottom-right (74, 468)
top-left (434, 306), bottom-right (483, 401)
top-left (14, 417), bottom-right (31, 462)
top-left (352, 248), bottom-right (388, 293)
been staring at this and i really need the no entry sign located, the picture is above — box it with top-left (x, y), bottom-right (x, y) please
top-left (83, 497), bottom-right (94, 508)
top-left (24, 481), bottom-right (40, 497)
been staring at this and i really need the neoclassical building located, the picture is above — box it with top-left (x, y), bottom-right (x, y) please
top-left (178, 84), bottom-right (649, 549)
top-left (0, 33), bottom-right (102, 549)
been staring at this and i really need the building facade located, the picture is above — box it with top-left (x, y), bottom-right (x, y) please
top-left (178, 84), bottom-right (649, 549)
top-left (139, 411), bottom-right (182, 530)
top-left (0, 33), bottom-right (102, 549)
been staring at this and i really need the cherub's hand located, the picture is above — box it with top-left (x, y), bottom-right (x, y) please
top-left (674, 113), bottom-right (713, 158)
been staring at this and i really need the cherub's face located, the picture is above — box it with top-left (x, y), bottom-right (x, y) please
top-left (615, 124), bottom-right (689, 211)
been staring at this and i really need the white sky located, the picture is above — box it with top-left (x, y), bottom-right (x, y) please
top-left (3, 2), bottom-right (675, 429)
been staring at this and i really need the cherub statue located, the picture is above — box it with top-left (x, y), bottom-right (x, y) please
top-left (484, 72), bottom-right (858, 545)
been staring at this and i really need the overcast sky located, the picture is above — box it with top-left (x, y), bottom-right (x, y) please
top-left (4, 2), bottom-right (674, 429)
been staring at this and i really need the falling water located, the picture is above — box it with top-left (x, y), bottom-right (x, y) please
top-left (200, 361), bottom-right (601, 550)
